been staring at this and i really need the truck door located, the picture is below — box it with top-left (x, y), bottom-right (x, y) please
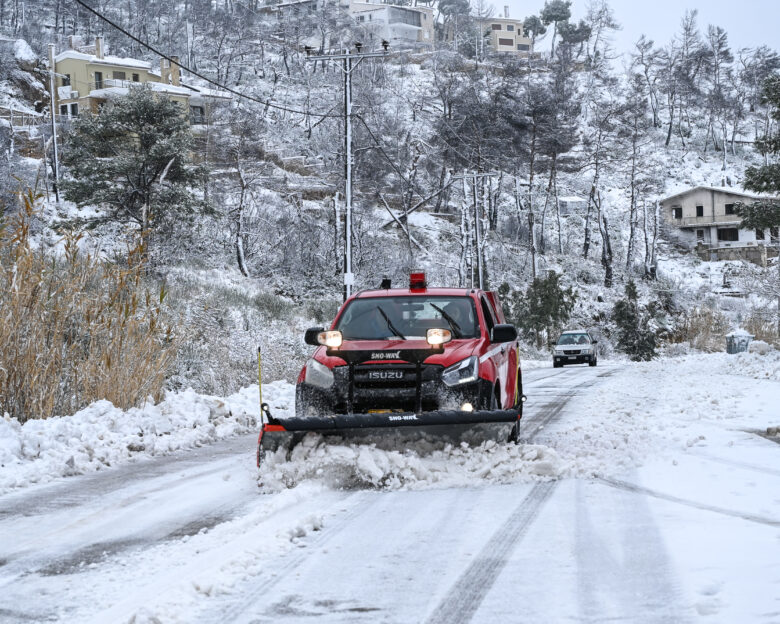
top-left (479, 296), bottom-right (512, 408)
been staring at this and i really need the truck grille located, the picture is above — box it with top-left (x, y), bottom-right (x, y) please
top-left (352, 363), bottom-right (441, 389)
top-left (563, 349), bottom-right (581, 355)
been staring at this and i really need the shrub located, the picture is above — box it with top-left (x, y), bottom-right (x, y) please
top-left (0, 191), bottom-right (177, 422)
top-left (612, 280), bottom-right (657, 361)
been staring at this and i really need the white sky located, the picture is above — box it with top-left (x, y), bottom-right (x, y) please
top-left (493, 0), bottom-right (779, 56)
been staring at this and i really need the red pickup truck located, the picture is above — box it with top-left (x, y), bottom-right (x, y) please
top-left (257, 272), bottom-right (524, 464)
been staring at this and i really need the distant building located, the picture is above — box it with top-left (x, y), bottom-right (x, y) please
top-left (271, 0), bottom-right (434, 49)
top-left (350, 1), bottom-right (434, 48)
top-left (557, 195), bottom-right (586, 216)
top-left (477, 10), bottom-right (533, 56)
top-left (49, 37), bottom-right (230, 124)
top-left (660, 186), bottom-right (780, 265)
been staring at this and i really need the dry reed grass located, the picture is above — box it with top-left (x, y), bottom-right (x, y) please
top-left (0, 190), bottom-right (177, 422)
top-left (672, 306), bottom-right (730, 352)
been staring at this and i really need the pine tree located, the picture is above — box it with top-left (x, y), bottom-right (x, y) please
top-left (612, 280), bottom-right (657, 360)
top-left (62, 86), bottom-right (206, 263)
top-left (505, 272), bottom-right (577, 348)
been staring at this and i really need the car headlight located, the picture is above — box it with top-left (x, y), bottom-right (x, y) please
top-left (441, 356), bottom-right (479, 387)
top-left (304, 358), bottom-right (334, 389)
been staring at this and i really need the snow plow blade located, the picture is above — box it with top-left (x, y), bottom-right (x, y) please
top-left (257, 409), bottom-right (520, 465)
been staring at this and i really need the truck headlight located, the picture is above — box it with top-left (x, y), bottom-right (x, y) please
top-left (304, 358), bottom-right (334, 389)
top-left (442, 356), bottom-right (478, 387)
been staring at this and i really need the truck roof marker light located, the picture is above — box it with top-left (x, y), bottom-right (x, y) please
top-left (409, 271), bottom-right (427, 290)
top-left (317, 330), bottom-right (343, 348)
top-left (426, 327), bottom-right (452, 346)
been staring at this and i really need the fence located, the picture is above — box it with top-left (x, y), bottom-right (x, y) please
top-left (0, 106), bottom-right (43, 128)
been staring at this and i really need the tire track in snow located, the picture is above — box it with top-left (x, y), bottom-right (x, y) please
top-left (200, 490), bottom-right (378, 624)
top-left (519, 367), bottom-right (614, 444)
top-left (0, 433), bottom-right (256, 519)
top-left (424, 481), bottom-right (556, 624)
top-left (687, 450), bottom-right (780, 478)
top-left (597, 476), bottom-right (780, 527)
top-left (424, 367), bottom-right (612, 624)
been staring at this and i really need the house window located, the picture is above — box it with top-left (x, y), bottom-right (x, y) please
top-left (696, 205), bottom-right (704, 217)
top-left (498, 38), bottom-right (514, 46)
top-left (190, 105), bottom-right (205, 124)
top-left (357, 14), bottom-right (364, 21)
top-left (725, 203), bottom-right (735, 215)
top-left (491, 23), bottom-right (502, 30)
top-left (113, 71), bottom-right (126, 81)
top-left (59, 104), bottom-right (68, 116)
top-left (70, 103), bottom-right (79, 117)
top-left (672, 207), bottom-right (682, 220)
top-left (756, 228), bottom-right (765, 240)
top-left (517, 44), bottom-right (530, 51)
top-left (132, 73), bottom-right (140, 82)
top-left (94, 71), bottom-right (103, 89)
top-left (771, 226), bottom-right (779, 241)
top-left (717, 228), bottom-right (739, 242)
top-left (696, 229), bottom-right (705, 241)
top-left (507, 24), bottom-right (515, 31)
top-left (62, 74), bottom-right (71, 87)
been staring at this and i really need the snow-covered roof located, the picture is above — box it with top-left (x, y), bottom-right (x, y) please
top-left (89, 82), bottom-right (193, 99)
top-left (55, 49), bottom-right (152, 70)
top-left (660, 186), bottom-right (779, 204)
top-left (558, 195), bottom-right (585, 203)
top-left (182, 84), bottom-right (233, 100)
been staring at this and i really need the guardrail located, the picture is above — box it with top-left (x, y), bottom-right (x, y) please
top-left (0, 107), bottom-right (43, 127)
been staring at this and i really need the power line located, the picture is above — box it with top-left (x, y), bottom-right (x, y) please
top-left (68, 0), bottom-right (341, 119)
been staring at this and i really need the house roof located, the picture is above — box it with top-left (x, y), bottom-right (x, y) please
top-left (660, 185), bottom-right (779, 204)
top-left (89, 81), bottom-right (193, 99)
top-left (55, 49), bottom-right (153, 70)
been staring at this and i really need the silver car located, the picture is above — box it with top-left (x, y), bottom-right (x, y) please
top-left (553, 330), bottom-right (598, 367)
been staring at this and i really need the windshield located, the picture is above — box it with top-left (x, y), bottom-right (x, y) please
top-left (557, 333), bottom-right (590, 345)
top-left (335, 296), bottom-right (479, 340)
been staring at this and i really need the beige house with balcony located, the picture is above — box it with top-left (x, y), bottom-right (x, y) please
top-left (660, 186), bottom-right (779, 265)
top-left (48, 37), bottom-right (230, 124)
top-left (478, 13), bottom-right (533, 56)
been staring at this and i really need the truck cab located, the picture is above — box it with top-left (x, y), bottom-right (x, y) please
top-left (296, 273), bottom-right (523, 419)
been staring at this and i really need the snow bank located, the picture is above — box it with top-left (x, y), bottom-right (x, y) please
top-left (0, 381), bottom-right (293, 492)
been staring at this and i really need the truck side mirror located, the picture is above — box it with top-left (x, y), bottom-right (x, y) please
top-left (491, 324), bottom-right (517, 343)
top-left (304, 327), bottom-right (325, 345)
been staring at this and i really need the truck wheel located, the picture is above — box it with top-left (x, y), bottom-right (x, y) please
top-left (553, 361), bottom-right (562, 368)
top-left (589, 356), bottom-right (597, 367)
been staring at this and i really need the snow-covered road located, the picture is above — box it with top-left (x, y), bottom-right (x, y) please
top-left (1, 357), bottom-right (780, 623)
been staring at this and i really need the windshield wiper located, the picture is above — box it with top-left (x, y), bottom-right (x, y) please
top-left (377, 305), bottom-right (406, 340)
top-left (430, 303), bottom-right (462, 338)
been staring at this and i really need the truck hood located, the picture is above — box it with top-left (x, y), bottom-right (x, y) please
top-left (313, 339), bottom-right (480, 369)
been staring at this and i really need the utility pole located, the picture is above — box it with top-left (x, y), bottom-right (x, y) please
top-left (47, 43), bottom-right (60, 202)
top-left (452, 171), bottom-right (499, 290)
top-left (305, 42), bottom-right (389, 301)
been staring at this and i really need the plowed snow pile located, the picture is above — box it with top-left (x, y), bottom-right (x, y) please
top-left (259, 436), bottom-right (566, 491)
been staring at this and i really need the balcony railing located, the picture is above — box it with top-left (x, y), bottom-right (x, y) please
top-left (672, 214), bottom-right (742, 226)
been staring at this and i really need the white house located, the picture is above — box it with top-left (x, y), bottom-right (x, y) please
top-left (660, 186), bottom-right (779, 265)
